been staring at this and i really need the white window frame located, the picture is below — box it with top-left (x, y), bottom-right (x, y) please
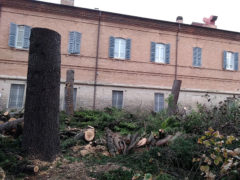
top-left (15, 25), bottom-right (25, 49)
top-left (114, 38), bottom-right (126, 59)
top-left (226, 51), bottom-right (235, 70)
top-left (154, 93), bottom-right (164, 112)
top-left (112, 90), bottom-right (123, 109)
top-left (155, 43), bottom-right (166, 63)
top-left (8, 84), bottom-right (25, 109)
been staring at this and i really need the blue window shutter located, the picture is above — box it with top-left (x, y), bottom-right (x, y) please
top-left (197, 48), bottom-right (202, 66)
top-left (109, 36), bottom-right (115, 58)
top-left (150, 42), bottom-right (156, 62)
top-left (223, 51), bottom-right (227, 69)
top-left (68, 32), bottom-right (75, 54)
top-left (125, 38), bottom-right (131, 60)
top-left (8, 23), bottom-right (17, 47)
top-left (193, 47), bottom-right (197, 66)
top-left (23, 25), bottom-right (31, 49)
top-left (74, 32), bottom-right (81, 54)
top-left (165, 44), bottom-right (170, 64)
top-left (234, 52), bottom-right (238, 71)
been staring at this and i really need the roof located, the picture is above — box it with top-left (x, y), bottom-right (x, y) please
top-left (1, 0), bottom-right (240, 42)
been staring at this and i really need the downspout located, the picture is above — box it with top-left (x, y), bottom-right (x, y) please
top-left (174, 23), bottom-right (180, 80)
top-left (93, 10), bottom-right (101, 110)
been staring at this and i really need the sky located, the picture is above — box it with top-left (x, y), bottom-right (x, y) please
top-left (37, 0), bottom-right (240, 33)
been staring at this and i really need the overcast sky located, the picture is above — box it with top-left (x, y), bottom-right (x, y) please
top-left (37, 0), bottom-right (240, 33)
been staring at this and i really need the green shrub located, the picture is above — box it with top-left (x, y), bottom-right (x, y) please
top-left (0, 136), bottom-right (29, 177)
top-left (169, 135), bottom-right (200, 169)
top-left (156, 173), bottom-right (176, 180)
top-left (60, 138), bottom-right (77, 150)
top-left (182, 110), bottom-right (210, 134)
top-left (92, 168), bottom-right (133, 180)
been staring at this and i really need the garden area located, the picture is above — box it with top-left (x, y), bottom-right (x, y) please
top-left (1, 97), bottom-right (240, 180)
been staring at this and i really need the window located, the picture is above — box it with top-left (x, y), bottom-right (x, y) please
top-left (154, 93), bottom-right (164, 112)
top-left (114, 38), bottom-right (126, 59)
top-left (8, 84), bottom-right (25, 109)
top-left (68, 31), bottom-right (81, 54)
top-left (64, 87), bottom-right (77, 110)
top-left (150, 42), bottom-right (170, 64)
top-left (112, 91), bottom-right (123, 109)
top-left (8, 23), bottom-right (31, 49)
top-left (223, 51), bottom-right (238, 71)
top-left (193, 47), bottom-right (202, 67)
top-left (109, 37), bottom-right (131, 60)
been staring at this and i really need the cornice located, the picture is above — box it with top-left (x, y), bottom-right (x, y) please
top-left (1, 0), bottom-right (240, 42)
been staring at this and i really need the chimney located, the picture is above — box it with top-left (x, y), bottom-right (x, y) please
top-left (176, 16), bottom-right (183, 23)
top-left (192, 15), bottom-right (218, 28)
top-left (61, 0), bottom-right (74, 6)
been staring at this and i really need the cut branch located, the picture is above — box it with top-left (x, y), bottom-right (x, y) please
top-left (0, 118), bottom-right (24, 133)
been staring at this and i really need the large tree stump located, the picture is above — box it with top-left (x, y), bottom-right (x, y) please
top-left (65, 70), bottom-right (74, 116)
top-left (22, 28), bottom-right (61, 161)
top-left (168, 80), bottom-right (182, 115)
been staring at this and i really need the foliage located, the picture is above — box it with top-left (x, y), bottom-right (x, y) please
top-left (169, 135), bottom-right (200, 169)
top-left (182, 110), bottom-right (210, 134)
top-left (91, 168), bottom-right (133, 180)
top-left (0, 135), bottom-right (29, 177)
top-left (156, 173), bottom-right (176, 180)
top-left (60, 138), bottom-right (78, 150)
top-left (193, 128), bottom-right (240, 179)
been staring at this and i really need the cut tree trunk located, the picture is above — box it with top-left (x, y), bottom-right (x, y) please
top-left (0, 118), bottom-right (23, 133)
top-left (105, 128), bottom-right (117, 156)
top-left (168, 80), bottom-right (182, 115)
top-left (23, 165), bottom-right (39, 174)
top-left (136, 138), bottom-right (147, 147)
top-left (65, 70), bottom-right (74, 116)
top-left (22, 28), bottom-right (61, 161)
top-left (155, 135), bottom-right (173, 146)
top-left (74, 127), bottom-right (95, 142)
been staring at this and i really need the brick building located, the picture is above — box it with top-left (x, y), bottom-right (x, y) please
top-left (0, 0), bottom-right (240, 112)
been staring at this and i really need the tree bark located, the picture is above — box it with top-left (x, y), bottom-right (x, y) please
top-left (168, 80), bottom-right (182, 115)
top-left (22, 28), bottom-right (61, 161)
top-left (65, 70), bottom-right (74, 116)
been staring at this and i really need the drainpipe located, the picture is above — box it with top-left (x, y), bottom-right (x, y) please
top-left (93, 10), bottom-right (101, 110)
top-left (175, 22), bottom-right (180, 80)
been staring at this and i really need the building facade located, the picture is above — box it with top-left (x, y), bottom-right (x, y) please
top-left (0, 0), bottom-right (240, 112)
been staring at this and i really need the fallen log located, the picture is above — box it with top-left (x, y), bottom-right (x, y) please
top-left (127, 132), bottom-right (141, 152)
top-left (147, 133), bottom-right (154, 145)
top-left (124, 134), bottom-right (131, 144)
top-left (3, 111), bottom-right (9, 116)
top-left (155, 135), bottom-right (173, 146)
top-left (137, 138), bottom-right (147, 147)
top-left (0, 118), bottom-right (24, 133)
top-left (74, 127), bottom-right (95, 142)
top-left (84, 128), bottom-right (95, 142)
top-left (0, 167), bottom-right (5, 180)
top-left (23, 165), bottom-right (39, 174)
top-left (105, 128), bottom-right (117, 156)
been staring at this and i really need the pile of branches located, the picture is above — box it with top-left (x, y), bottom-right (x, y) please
top-left (0, 111), bottom-right (24, 136)
top-left (105, 128), bottom-right (181, 156)
top-left (0, 113), bottom-right (181, 157)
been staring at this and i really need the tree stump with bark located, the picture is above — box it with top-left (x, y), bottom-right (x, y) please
top-left (65, 69), bottom-right (74, 116)
top-left (22, 28), bottom-right (61, 161)
top-left (168, 80), bottom-right (182, 115)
